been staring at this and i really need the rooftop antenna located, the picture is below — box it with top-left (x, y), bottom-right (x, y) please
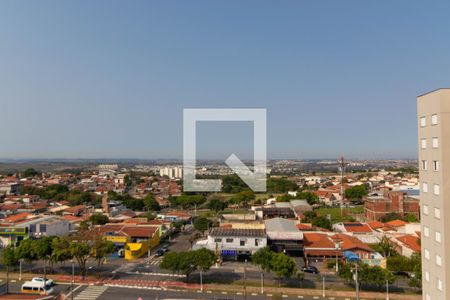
top-left (340, 156), bottom-right (345, 217)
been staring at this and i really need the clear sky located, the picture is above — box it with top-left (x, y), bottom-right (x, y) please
top-left (1, 1), bottom-right (450, 160)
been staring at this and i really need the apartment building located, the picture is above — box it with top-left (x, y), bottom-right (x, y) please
top-left (417, 88), bottom-right (450, 300)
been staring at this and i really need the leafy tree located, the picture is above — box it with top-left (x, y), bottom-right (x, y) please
top-left (266, 177), bottom-right (298, 193)
top-left (92, 239), bottom-right (116, 276)
top-left (144, 193), bottom-right (160, 211)
top-left (32, 236), bottom-right (54, 276)
top-left (193, 217), bottom-right (212, 235)
top-left (1, 245), bottom-right (18, 293)
top-left (50, 237), bottom-right (73, 268)
top-left (252, 247), bottom-right (275, 272)
top-left (377, 236), bottom-right (396, 258)
top-left (90, 214), bottom-right (109, 225)
top-left (403, 214), bottom-right (418, 223)
top-left (270, 253), bottom-right (297, 279)
top-left (230, 190), bottom-right (255, 208)
top-left (170, 194), bottom-right (207, 209)
top-left (22, 168), bottom-right (40, 178)
top-left (380, 212), bottom-right (403, 223)
top-left (70, 231), bottom-right (94, 279)
top-left (122, 197), bottom-right (145, 210)
top-left (160, 249), bottom-right (216, 277)
top-left (297, 191), bottom-right (319, 205)
top-left (344, 185), bottom-right (369, 200)
top-left (207, 197), bottom-right (227, 212)
top-left (16, 239), bottom-right (38, 263)
top-left (313, 217), bottom-right (332, 230)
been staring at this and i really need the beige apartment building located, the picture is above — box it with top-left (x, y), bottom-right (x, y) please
top-left (417, 88), bottom-right (450, 300)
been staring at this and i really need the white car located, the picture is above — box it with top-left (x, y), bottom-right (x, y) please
top-left (31, 277), bottom-right (54, 286)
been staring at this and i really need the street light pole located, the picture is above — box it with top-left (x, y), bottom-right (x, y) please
top-left (19, 259), bottom-right (22, 281)
top-left (322, 276), bottom-right (325, 298)
top-left (200, 270), bottom-right (203, 292)
top-left (260, 272), bottom-right (264, 294)
top-left (386, 279), bottom-right (389, 300)
top-left (71, 260), bottom-right (75, 300)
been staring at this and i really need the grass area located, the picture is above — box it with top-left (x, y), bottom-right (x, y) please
top-left (314, 206), bottom-right (364, 223)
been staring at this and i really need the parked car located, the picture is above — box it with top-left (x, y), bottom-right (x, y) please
top-left (155, 248), bottom-right (168, 257)
top-left (393, 271), bottom-right (412, 278)
top-left (31, 277), bottom-right (54, 286)
top-left (301, 265), bottom-right (319, 274)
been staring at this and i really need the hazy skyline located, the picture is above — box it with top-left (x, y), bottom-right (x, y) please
top-left (1, 1), bottom-right (450, 160)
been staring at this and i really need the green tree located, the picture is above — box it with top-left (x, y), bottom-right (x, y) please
top-left (207, 197), bottom-right (227, 212)
top-left (193, 217), bottom-right (212, 235)
top-left (252, 247), bottom-right (275, 272)
top-left (160, 249), bottom-right (216, 277)
top-left (50, 237), bottom-right (73, 268)
top-left (144, 193), bottom-right (160, 211)
top-left (380, 212), bottom-right (403, 223)
top-left (22, 168), bottom-right (40, 178)
top-left (89, 214), bottom-right (109, 225)
top-left (16, 239), bottom-right (38, 263)
top-left (270, 253), bottom-right (297, 281)
top-left (92, 239), bottom-right (116, 276)
top-left (377, 236), bottom-right (396, 258)
top-left (231, 190), bottom-right (255, 208)
top-left (1, 245), bottom-right (18, 293)
top-left (344, 185), bottom-right (369, 200)
top-left (297, 191), bottom-right (319, 205)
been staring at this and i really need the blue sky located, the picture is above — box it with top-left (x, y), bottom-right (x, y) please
top-left (1, 1), bottom-right (450, 160)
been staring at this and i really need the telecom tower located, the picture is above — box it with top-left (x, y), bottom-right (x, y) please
top-left (339, 156), bottom-right (345, 217)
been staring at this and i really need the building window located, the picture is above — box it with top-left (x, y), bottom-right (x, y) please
top-left (436, 255), bottom-right (442, 266)
top-left (432, 137), bottom-right (439, 148)
top-left (226, 238), bottom-right (233, 243)
top-left (423, 182), bottom-right (428, 193)
top-left (432, 114), bottom-right (438, 125)
top-left (40, 224), bottom-right (47, 233)
top-left (214, 238), bottom-right (222, 243)
top-left (435, 231), bottom-right (441, 243)
top-left (434, 184), bottom-right (440, 195)
top-left (422, 160), bottom-right (428, 170)
top-left (424, 226), bottom-right (430, 237)
top-left (435, 207), bottom-right (441, 219)
top-left (425, 271), bottom-right (430, 282)
top-left (421, 138), bottom-right (427, 149)
top-left (240, 240), bottom-right (246, 246)
top-left (29, 224), bottom-right (36, 233)
top-left (424, 249), bottom-right (430, 260)
top-left (433, 160), bottom-right (439, 171)
top-left (423, 204), bottom-right (429, 215)
top-left (437, 278), bottom-right (443, 291)
top-left (420, 116), bottom-right (426, 127)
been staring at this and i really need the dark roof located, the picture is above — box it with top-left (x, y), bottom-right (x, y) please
top-left (209, 228), bottom-right (266, 238)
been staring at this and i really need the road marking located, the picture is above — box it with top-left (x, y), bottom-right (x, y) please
top-left (298, 296), bottom-right (304, 299)
top-left (267, 294), bottom-right (272, 297)
top-left (313, 297), bottom-right (319, 299)
top-left (251, 293), bottom-right (258, 296)
top-left (207, 291), bottom-right (212, 294)
top-left (236, 292), bottom-right (243, 295)
top-left (65, 284), bottom-right (83, 299)
top-left (282, 295), bottom-right (288, 298)
top-left (329, 298), bottom-right (335, 300)
top-left (221, 291), bottom-right (228, 294)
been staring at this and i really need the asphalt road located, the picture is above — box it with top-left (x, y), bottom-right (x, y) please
top-left (98, 286), bottom-right (354, 300)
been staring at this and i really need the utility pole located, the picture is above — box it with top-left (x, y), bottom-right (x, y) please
top-left (355, 264), bottom-right (360, 300)
top-left (243, 266), bottom-right (247, 300)
top-left (19, 259), bottom-right (23, 281)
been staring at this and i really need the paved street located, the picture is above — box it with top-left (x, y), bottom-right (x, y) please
top-left (97, 286), bottom-right (357, 300)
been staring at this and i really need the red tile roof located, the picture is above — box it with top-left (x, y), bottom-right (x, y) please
top-left (368, 221), bottom-right (384, 230)
top-left (397, 235), bottom-right (421, 252)
top-left (2, 212), bottom-right (30, 224)
top-left (343, 222), bottom-right (373, 233)
top-left (386, 219), bottom-right (407, 228)
top-left (332, 233), bottom-right (373, 253)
